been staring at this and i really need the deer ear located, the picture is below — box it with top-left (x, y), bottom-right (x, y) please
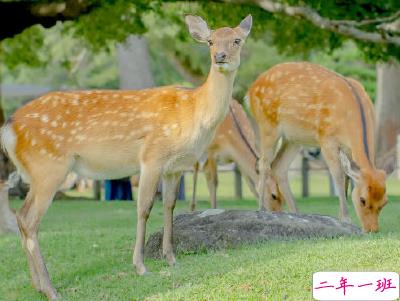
top-left (237, 15), bottom-right (252, 38)
top-left (185, 15), bottom-right (211, 43)
top-left (339, 150), bottom-right (361, 182)
top-left (376, 152), bottom-right (396, 175)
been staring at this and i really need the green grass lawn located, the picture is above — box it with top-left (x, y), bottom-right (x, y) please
top-left (1, 174), bottom-right (400, 301)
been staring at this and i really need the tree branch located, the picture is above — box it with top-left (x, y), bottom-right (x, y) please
top-left (329, 11), bottom-right (400, 27)
top-left (222, 0), bottom-right (398, 46)
top-left (252, 0), bottom-right (400, 46)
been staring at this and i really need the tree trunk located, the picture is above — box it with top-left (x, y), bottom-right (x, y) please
top-left (375, 62), bottom-right (400, 174)
top-left (117, 35), bottom-right (155, 89)
top-left (0, 69), bottom-right (18, 234)
top-left (0, 186), bottom-right (18, 234)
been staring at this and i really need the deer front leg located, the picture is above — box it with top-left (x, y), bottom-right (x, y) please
top-left (320, 141), bottom-right (351, 223)
top-left (257, 128), bottom-right (278, 211)
top-left (162, 172), bottom-right (181, 266)
top-left (133, 164), bottom-right (161, 275)
top-left (271, 142), bottom-right (300, 213)
top-left (204, 158), bottom-right (218, 209)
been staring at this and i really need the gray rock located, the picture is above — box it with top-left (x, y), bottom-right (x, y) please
top-left (145, 209), bottom-right (363, 258)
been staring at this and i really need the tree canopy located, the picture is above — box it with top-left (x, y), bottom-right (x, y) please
top-left (1, 1), bottom-right (399, 71)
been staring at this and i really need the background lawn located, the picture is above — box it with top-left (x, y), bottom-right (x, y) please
top-left (1, 174), bottom-right (400, 301)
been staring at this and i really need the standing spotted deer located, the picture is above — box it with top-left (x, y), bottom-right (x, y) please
top-left (190, 99), bottom-right (283, 211)
top-left (1, 15), bottom-right (252, 300)
top-left (249, 62), bottom-right (388, 232)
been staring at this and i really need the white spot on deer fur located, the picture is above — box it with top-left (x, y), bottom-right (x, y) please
top-left (27, 238), bottom-right (35, 253)
top-left (76, 134), bottom-right (86, 141)
top-left (163, 128), bottom-right (171, 136)
top-left (66, 109), bottom-right (71, 114)
top-left (260, 87), bottom-right (265, 93)
top-left (51, 121), bottom-right (58, 127)
top-left (40, 115), bottom-right (49, 123)
top-left (171, 123), bottom-right (178, 129)
top-left (26, 113), bottom-right (39, 118)
top-left (31, 139), bottom-right (37, 146)
top-left (40, 149), bottom-right (47, 155)
top-left (181, 94), bottom-right (189, 101)
top-left (70, 129), bottom-right (77, 135)
top-left (40, 97), bottom-right (48, 104)
top-left (71, 99), bottom-right (79, 105)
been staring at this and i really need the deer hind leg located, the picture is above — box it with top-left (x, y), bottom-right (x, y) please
top-left (190, 162), bottom-right (199, 212)
top-left (204, 157), bottom-right (218, 209)
top-left (320, 141), bottom-right (350, 223)
top-left (162, 172), bottom-right (181, 266)
top-left (257, 127), bottom-right (279, 211)
top-left (17, 162), bottom-right (70, 301)
top-left (133, 164), bottom-right (162, 275)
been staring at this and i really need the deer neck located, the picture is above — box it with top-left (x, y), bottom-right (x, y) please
top-left (351, 147), bottom-right (374, 173)
top-left (195, 67), bottom-right (236, 129)
top-left (348, 132), bottom-right (375, 173)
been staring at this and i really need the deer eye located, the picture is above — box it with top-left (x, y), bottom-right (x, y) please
top-left (207, 40), bottom-right (213, 46)
top-left (271, 194), bottom-right (277, 200)
top-left (360, 197), bottom-right (366, 206)
top-left (233, 38), bottom-right (241, 45)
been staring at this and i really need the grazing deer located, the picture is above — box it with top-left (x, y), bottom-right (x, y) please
top-left (1, 15), bottom-right (252, 300)
top-left (249, 62), bottom-right (387, 232)
top-left (190, 99), bottom-right (283, 211)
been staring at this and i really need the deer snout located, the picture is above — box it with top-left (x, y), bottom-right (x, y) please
top-left (214, 52), bottom-right (227, 63)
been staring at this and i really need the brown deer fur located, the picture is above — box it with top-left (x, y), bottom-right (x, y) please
top-left (249, 62), bottom-right (387, 232)
top-left (1, 15), bottom-right (252, 300)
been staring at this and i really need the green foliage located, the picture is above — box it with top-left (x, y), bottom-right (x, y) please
top-left (69, 0), bottom-right (159, 51)
top-left (1, 1), bottom-right (399, 71)
top-left (0, 25), bottom-right (46, 69)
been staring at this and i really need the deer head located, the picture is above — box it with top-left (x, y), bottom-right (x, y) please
top-left (340, 151), bottom-right (388, 232)
top-left (185, 15), bottom-right (252, 73)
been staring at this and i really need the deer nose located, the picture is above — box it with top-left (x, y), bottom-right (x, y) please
top-left (214, 52), bottom-right (227, 63)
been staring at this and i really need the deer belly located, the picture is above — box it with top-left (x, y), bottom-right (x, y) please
top-left (71, 146), bottom-right (141, 180)
top-left (280, 123), bottom-right (319, 146)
